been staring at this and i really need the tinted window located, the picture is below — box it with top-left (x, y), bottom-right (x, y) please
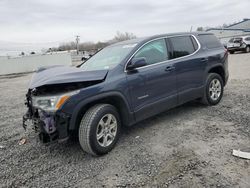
top-left (199, 34), bottom-right (222, 49)
top-left (133, 39), bottom-right (168, 65)
top-left (169, 36), bottom-right (196, 58)
top-left (245, 37), bottom-right (250, 41)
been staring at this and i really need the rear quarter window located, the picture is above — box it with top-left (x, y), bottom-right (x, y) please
top-left (198, 34), bottom-right (222, 49)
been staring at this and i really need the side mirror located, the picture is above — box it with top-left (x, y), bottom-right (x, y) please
top-left (127, 57), bottom-right (147, 71)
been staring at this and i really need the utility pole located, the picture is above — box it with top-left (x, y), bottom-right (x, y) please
top-left (75, 35), bottom-right (80, 55)
top-left (190, 26), bottom-right (193, 32)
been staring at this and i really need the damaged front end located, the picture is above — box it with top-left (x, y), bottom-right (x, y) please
top-left (23, 89), bottom-right (72, 143)
top-left (22, 66), bottom-right (108, 144)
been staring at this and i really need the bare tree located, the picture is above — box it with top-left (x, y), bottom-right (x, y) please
top-left (57, 42), bottom-right (76, 51)
top-left (79, 42), bottom-right (96, 51)
top-left (113, 31), bottom-right (136, 42)
top-left (95, 41), bottom-right (109, 50)
top-left (196, 27), bottom-right (204, 31)
top-left (46, 31), bottom-right (136, 53)
top-left (222, 23), bottom-right (228, 28)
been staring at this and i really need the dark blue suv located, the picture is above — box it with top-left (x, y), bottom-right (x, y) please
top-left (23, 32), bottom-right (229, 155)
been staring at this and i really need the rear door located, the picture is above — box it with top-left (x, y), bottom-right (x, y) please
top-left (126, 38), bottom-right (177, 122)
top-left (167, 35), bottom-right (207, 104)
top-left (198, 33), bottom-right (228, 83)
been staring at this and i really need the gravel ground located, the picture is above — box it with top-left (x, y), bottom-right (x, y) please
top-left (0, 53), bottom-right (250, 188)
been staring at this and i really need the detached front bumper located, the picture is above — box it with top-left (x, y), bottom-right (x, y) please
top-left (23, 109), bottom-right (71, 143)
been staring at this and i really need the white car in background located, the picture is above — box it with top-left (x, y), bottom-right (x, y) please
top-left (227, 36), bottom-right (250, 54)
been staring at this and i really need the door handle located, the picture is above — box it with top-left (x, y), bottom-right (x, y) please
top-left (201, 57), bottom-right (208, 62)
top-left (165, 66), bottom-right (175, 72)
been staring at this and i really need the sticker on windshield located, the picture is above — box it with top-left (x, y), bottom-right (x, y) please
top-left (122, 44), bottom-right (137, 48)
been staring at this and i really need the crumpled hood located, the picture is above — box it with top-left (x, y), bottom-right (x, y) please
top-left (29, 66), bottom-right (108, 89)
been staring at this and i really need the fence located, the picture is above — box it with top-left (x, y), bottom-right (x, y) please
top-left (0, 52), bottom-right (72, 75)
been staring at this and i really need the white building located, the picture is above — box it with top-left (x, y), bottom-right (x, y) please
top-left (207, 19), bottom-right (250, 44)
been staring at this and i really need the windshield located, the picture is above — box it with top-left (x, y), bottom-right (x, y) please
top-left (234, 38), bottom-right (242, 43)
top-left (80, 43), bottom-right (137, 71)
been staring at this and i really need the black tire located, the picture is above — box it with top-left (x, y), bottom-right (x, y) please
top-left (201, 73), bottom-right (224, 105)
top-left (229, 51), bottom-right (234, 54)
top-left (78, 104), bottom-right (121, 156)
top-left (245, 46), bottom-right (250, 53)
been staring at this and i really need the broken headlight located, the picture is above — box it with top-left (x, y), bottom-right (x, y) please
top-left (32, 90), bottom-right (79, 112)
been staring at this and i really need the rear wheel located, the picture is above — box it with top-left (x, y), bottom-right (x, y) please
top-left (78, 104), bottom-right (121, 156)
top-left (201, 73), bottom-right (224, 105)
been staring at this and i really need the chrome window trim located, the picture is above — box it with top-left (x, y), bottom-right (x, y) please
top-left (124, 34), bottom-right (201, 72)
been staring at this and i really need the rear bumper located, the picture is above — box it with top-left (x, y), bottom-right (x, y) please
top-left (23, 110), bottom-right (71, 143)
top-left (227, 47), bottom-right (245, 51)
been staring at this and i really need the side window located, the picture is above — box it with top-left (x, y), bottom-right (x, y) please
top-left (133, 39), bottom-right (168, 65)
top-left (169, 36), bottom-right (196, 58)
top-left (198, 34), bottom-right (222, 49)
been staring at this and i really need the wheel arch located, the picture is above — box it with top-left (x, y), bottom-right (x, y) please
top-left (69, 92), bottom-right (135, 131)
top-left (208, 65), bottom-right (225, 86)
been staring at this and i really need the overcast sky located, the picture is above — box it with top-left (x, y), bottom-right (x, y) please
top-left (0, 0), bottom-right (249, 55)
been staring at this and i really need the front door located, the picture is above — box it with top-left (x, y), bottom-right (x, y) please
top-left (126, 38), bottom-right (178, 122)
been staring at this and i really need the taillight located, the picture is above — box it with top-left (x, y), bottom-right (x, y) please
top-left (224, 47), bottom-right (228, 56)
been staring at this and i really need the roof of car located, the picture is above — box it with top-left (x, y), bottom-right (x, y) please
top-left (111, 32), bottom-right (212, 46)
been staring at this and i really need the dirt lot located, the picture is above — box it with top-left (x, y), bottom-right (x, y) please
top-left (0, 53), bottom-right (249, 188)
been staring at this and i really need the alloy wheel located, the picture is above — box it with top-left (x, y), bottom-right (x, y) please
top-left (96, 114), bottom-right (118, 147)
top-left (209, 78), bottom-right (222, 101)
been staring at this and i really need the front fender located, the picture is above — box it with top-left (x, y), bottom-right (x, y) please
top-left (67, 91), bottom-right (134, 130)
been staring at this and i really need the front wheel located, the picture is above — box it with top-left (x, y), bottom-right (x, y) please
top-left (78, 104), bottom-right (121, 156)
top-left (201, 73), bottom-right (224, 105)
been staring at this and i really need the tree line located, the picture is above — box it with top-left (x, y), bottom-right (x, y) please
top-left (47, 31), bottom-right (136, 53)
